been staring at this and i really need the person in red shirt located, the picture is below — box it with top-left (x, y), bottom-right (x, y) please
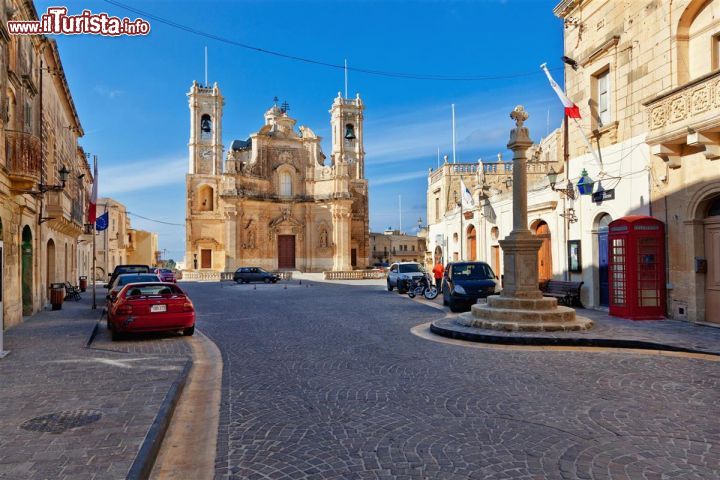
top-left (432, 260), bottom-right (445, 290)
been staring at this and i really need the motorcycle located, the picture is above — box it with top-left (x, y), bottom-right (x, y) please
top-left (407, 274), bottom-right (439, 300)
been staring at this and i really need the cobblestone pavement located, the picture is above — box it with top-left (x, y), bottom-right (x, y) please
top-left (184, 280), bottom-right (720, 480)
top-left (0, 295), bottom-right (190, 480)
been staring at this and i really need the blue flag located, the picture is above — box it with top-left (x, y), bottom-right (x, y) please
top-left (96, 212), bottom-right (109, 231)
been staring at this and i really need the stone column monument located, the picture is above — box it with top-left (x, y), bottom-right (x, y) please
top-left (457, 106), bottom-right (592, 332)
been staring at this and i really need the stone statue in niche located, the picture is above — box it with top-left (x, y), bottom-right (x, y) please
top-left (319, 229), bottom-right (328, 248)
top-left (247, 228), bottom-right (256, 249)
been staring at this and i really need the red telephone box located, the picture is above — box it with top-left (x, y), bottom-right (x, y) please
top-left (608, 216), bottom-right (666, 320)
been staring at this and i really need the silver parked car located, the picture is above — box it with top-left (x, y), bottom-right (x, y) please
top-left (386, 262), bottom-right (426, 294)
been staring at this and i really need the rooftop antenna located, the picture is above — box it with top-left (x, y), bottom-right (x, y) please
top-left (399, 195), bottom-right (403, 234)
top-left (451, 104), bottom-right (457, 164)
top-left (204, 46), bottom-right (208, 86)
top-left (344, 59), bottom-right (348, 99)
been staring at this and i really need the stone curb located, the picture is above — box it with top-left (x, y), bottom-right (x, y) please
top-left (430, 321), bottom-right (720, 356)
top-left (84, 312), bottom-right (103, 347)
top-left (126, 358), bottom-right (192, 480)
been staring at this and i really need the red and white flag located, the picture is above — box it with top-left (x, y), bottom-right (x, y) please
top-left (541, 63), bottom-right (581, 119)
top-left (88, 156), bottom-right (98, 224)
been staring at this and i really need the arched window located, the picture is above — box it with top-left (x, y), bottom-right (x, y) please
top-left (198, 185), bottom-right (214, 211)
top-left (280, 171), bottom-right (292, 197)
top-left (678, 0), bottom-right (720, 83)
top-left (708, 196), bottom-right (720, 217)
top-left (200, 114), bottom-right (212, 140)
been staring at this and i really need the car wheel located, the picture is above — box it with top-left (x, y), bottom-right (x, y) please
top-left (183, 325), bottom-right (195, 336)
top-left (111, 328), bottom-right (121, 342)
top-left (448, 299), bottom-right (464, 313)
top-left (387, 280), bottom-right (394, 292)
top-left (235, 279), bottom-right (242, 284)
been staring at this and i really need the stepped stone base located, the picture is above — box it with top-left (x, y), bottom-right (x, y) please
top-left (455, 295), bottom-right (594, 332)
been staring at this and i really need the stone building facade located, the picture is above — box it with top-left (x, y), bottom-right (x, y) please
top-left (369, 229), bottom-right (426, 266)
top-left (127, 229), bottom-right (159, 267)
top-left (427, 0), bottom-right (720, 323)
top-left (555, 0), bottom-right (720, 323)
top-left (185, 82), bottom-right (370, 273)
top-left (1, 0), bottom-right (92, 330)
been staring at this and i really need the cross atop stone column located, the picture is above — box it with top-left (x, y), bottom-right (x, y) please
top-left (498, 105), bottom-right (543, 299)
top-left (453, 106), bottom-right (592, 332)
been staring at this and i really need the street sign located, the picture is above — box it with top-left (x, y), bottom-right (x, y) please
top-left (592, 188), bottom-right (615, 203)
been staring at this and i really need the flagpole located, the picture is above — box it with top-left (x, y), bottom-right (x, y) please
top-left (451, 104), bottom-right (457, 164)
top-left (91, 155), bottom-right (98, 310)
top-left (459, 192), bottom-right (464, 261)
top-left (92, 220), bottom-right (97, 310)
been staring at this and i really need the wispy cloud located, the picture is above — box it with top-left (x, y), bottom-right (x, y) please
top-left (371, 170), bottom-right (428, 187)
top-left (100, 155), bottom-right (186, 195)
top-left (94, 85), bottom-right (124, 99)
top-left (364, 96), bottom-right (554, 167)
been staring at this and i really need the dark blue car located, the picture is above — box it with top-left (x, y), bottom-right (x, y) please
top-left (442, 261), bottom-right (500, 312)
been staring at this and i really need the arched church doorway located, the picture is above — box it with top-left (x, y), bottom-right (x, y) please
top-left (532, 220), bottom-right (552, 282)
top-left (22, 226), bottom-right (33, 316)
top-left (704, 196), bottom-right (720, 324)
top-left (466, 225), bottom-right (477, 261)
top-left (596, 213), bottom-right (612, 307)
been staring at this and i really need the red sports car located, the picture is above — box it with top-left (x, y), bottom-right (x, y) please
top-left (107, 282), bottom-right (195, 341)
top-left (153, 268), bottom-right (177, 283)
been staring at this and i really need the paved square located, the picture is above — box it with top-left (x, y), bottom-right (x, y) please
top-left (184, 281), bottom-right (720, 480)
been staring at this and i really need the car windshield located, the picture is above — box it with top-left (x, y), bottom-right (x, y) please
top-left (118, 275), bottom-right (161, 286)
top-left (399, 264), bottom-right (423, 273)
top-left (125, 284), bottom-right (184, 297)
top-left (451, 263), bottom-right (494, 280)
top-left (117, 266), bottom-right (149, 275)
top-left (257, 268), bottom-right (268, 273)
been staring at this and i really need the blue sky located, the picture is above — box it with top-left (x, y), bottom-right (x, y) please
top-left (38, 0), bottom-right (565, 261)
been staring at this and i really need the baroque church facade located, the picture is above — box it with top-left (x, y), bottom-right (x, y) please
top-left (185, 81), bottom-right (369, 273)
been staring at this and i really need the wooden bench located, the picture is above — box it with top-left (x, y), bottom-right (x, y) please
top-left (64, 282), bottom-right (82, 301)
top-left (540, 280), bottom-right (583, 307)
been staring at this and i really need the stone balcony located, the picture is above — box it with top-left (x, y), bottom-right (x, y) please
top-left (5, 130), bottom-right (41, 192)
top-left (644, 70), bottom-right (720, 168)
top-left (45, 190), bottom-right (84, 236)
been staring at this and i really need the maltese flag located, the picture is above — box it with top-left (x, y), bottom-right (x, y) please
top-left (460, 178), bottom-right (474, 209)
top-left (541, 63), bottom-right (581, 119)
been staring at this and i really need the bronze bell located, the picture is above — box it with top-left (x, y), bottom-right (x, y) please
top-left (344, 124), bottom-right (356, 140)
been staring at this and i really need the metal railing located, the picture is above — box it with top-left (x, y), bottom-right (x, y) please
top-left (5, 130), bottom-right (41, 181)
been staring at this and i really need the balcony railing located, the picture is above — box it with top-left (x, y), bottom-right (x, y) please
top-left (5, 130), bottom-right (42, 191)
top-left (645, 69), bottom-right (720, 143)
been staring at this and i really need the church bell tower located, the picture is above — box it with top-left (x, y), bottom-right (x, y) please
top-left (330, 92), bottom-right (365, 179)
top-left (188, 80), bottom-right (224, 175)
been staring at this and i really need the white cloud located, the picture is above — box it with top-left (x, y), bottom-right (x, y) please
top-left (364, 97), bottom-right (553, 167)
top-left (94, 85), bottom-right (124, 99)
top-left (370, 170), bottom-right (428, 187)
top-left (99, 156), bottom-right (186, 195)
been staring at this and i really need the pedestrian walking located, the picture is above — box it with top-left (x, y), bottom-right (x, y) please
top-left (432, 260), bottom-right (444, 291)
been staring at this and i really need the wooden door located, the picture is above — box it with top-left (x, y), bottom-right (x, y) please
top-left (492, 245), bottom-right (500, 276)
top-left (535, 222), bottom-right (552, 281)
top-left (200, 249), bottom-right (211, 269)
top-left (277, 235), bottom-right (296, 269)
top-left (467, 226), bottom-right (477, 261)
top-left (705, 218), bottom-right (720, 324)
top-left (351, 248), bottom-right (357, 267)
